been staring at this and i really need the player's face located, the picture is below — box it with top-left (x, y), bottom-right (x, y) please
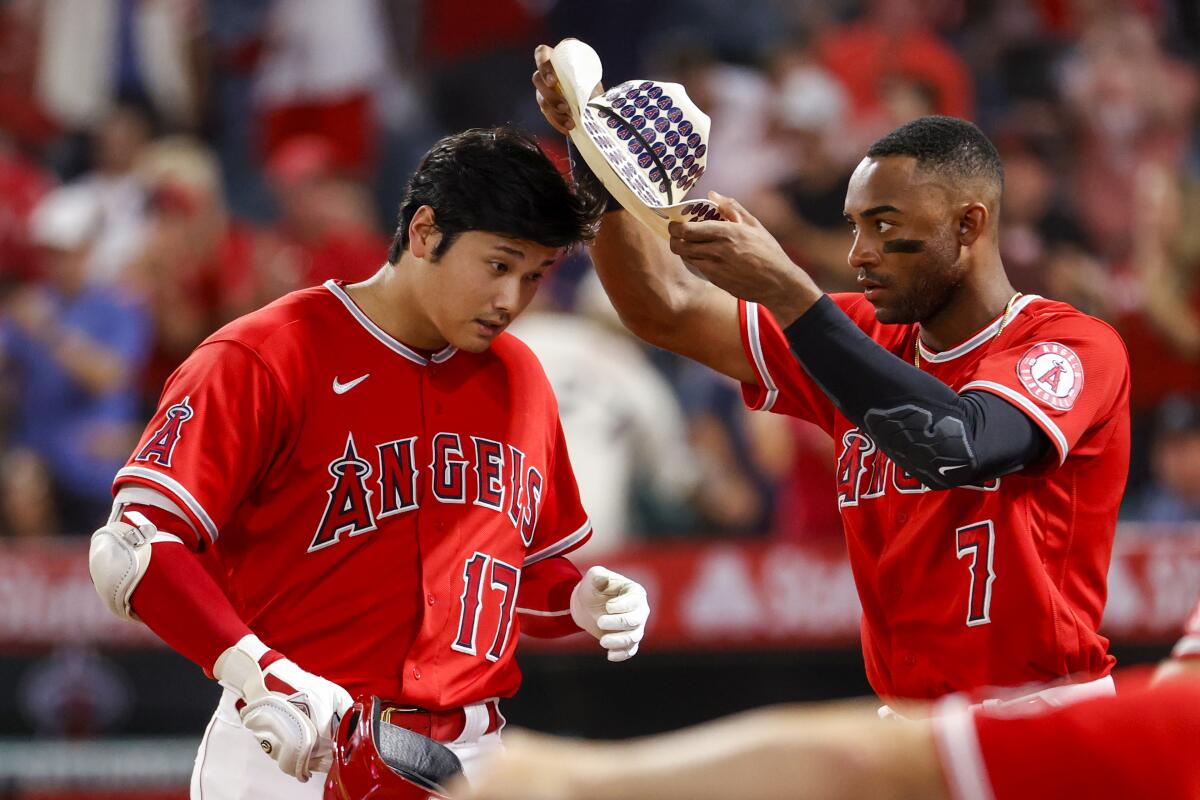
top-left (427, 231), bottom-right (560, 352)
top-left (843, 156), bottom-right (966, 325)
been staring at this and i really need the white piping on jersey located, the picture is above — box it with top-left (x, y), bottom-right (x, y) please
top-left (930, 696), bottom-right (996, 800)
top-left (745, 302), bottom-right (779, 412)
top-left (515, 607), bottom-right (572, 617)
top-left (324, 278), bottom-right (457, 366)
top-left (523, 519), bottom-right (592, 566)
top-left (917, 294), bottom-right (1041, 363)
top-left (960, 380), bottom-right (1069, 465)
top-left (113, 484), bottom-right (200, 540)
top-left (115, 466), bottom-right (219, 544)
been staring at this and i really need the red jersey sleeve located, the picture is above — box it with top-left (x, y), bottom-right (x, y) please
top-left (737, 298), bottom-right (842, 430)
top-left (515, 555), bottom-right (583, 638)
top-left (522, 418), bottom-right (591, 567)
top-left (934, 678), bottom-right (1200, 800)
top-left (960, 313), bottom-right (1129, 466)
top-left (114, 340), bottom-right (289, 550)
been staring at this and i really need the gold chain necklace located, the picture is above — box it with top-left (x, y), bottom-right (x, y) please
top-left (914, 292), bottom-right (1022, 368)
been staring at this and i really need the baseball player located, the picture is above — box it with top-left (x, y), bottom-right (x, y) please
top-left (463, 597), bottom-right (1200, 800)
top-left (459, 668), bottom-right (1200, 800)
top-left (534, 46), bottom-right (1129, 705)
top-left (87, 126), bottom-right (651, 799)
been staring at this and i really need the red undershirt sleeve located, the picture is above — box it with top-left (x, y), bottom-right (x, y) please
top-left (123, 503), bottom-right (251, 676)
top-left (516, 555), bottom-right (583, 638)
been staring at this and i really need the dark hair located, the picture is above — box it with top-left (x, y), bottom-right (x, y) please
top-left (389, 127), bottom-right (605, 263)
top-left (866, 115), bottom-right (1003, 192)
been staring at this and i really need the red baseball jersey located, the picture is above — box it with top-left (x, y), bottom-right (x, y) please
top-left (739, 293), bottom-right (1130, 700)
top-left (934, 672), bottom-right (1200, 800)
top-left (114, 280), bottom-right (591, 709)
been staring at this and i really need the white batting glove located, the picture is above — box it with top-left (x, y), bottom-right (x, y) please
top-left (570, 566), bottom-right (650, 662)
top-left (213, 634), bottom-right (353, 782)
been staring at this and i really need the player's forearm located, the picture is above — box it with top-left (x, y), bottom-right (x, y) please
top-left (569, 704), bottom-right (945, 800)
top-left (130, 538), bottom-right (252, 675)
top-left (783, 297), bottom-right (1048, 488)
top-left (590, 211), bottom-right (712, 347)
top-left (516, 555), bottom-right (582, 638)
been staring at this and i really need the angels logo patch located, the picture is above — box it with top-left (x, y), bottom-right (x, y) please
top-left (135, 396), bottom-right (194, 467)
top-left (1017, 343), bottom-right (1083, 410)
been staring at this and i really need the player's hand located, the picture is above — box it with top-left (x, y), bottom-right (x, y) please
top-left (213, 635), bottom-right (353, 782)
top-left (669, 192), bottom-right (822, 327)
top-left (533, 41), bottom-right (603, 135)
top-left (570, 566), bottom-right (649, 662)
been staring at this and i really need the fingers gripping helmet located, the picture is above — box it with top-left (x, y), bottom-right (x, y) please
top-left (324, 696), bottom-right (463, 800)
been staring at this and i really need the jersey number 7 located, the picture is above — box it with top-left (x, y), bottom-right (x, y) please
top-left (955, 520), bottom-right (996, 627)
top-left (452, 552), bottom-right (521, 661)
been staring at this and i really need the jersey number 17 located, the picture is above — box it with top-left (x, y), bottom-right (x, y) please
top-left (452, 552), bottom-right (521, 661)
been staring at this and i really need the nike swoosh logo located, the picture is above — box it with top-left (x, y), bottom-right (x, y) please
top-left (333, 374), bottom-right (370, 394)
top-left (938, 464), bottom-right (968, 476)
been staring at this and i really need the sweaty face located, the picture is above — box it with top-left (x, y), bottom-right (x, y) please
top-left (422, 231), bottom-right (559, 353)
top-left (843, 156), bottom-right (967, 325)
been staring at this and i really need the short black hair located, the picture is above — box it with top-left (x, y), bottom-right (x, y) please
top-left (866, 115), bottom-right (1003, 192)
top-left (389, 126), bottom-right (604, 263)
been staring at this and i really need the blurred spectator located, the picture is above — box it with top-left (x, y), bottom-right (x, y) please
top-left (34, 0), bottom-right (202, 132)
top-left (0, 1), bottom-right (57, 148)
top-left (126, 136), bottom-right (282, 404)
top-left (265, 135), bottom-right (389, 288)
top-left (422, 0), bottom-right (546, 132)
top-left (0, 185), bottom-right (151, 537)
top-left (998, 147), bottom-right (1091, 299)
top-left (0, 136), bottom-right (53, 283)
top-left (1057, 9), bottom-right (1199, 258)
top-left (751, 50), bottom-right (855, 291)
top-left (657, 42), bottom-right (787, 203)
top-left (1114, 163), bottom-right (1200, 418)
top-left (511, 272), bottom-right (701, 553)
top-left (1124, 395), bottom-right (1200, 524)
top-left (752, 415), bottom-right (842, 546)
top-left (204, 0), bottom-right (276, 219)
top-left (71, 103), bottom-right (155, 285)
top-left (666, 357), bottom-right (774, 536)
top-left (816, 0), bottom-right (973, 149)
top-left (254, 0), bottom-right (388, 173)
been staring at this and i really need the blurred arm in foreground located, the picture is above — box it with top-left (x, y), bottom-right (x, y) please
top-left (461, 673), bottom-right (1200, 800)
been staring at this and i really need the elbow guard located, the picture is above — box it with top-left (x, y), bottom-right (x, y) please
top-left (863, 402), bottom-right (978, 491)
top-left (88, 507), bottom-right (183, 622)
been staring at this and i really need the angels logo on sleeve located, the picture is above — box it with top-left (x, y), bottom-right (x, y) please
top-left (1017, 342), bottom-right (1083, 410)
top-left (135, 396), bottom-right (195, 467)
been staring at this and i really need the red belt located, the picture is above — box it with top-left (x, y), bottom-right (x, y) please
top-left (379, 699), bottom-right (504, 742)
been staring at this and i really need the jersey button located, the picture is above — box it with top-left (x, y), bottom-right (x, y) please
top-left (896, 511), bottom-right (908, 523)
top-left (412, 666), bottom-right (422, 680)
top-left (427, 593), bottom-right (436, 606)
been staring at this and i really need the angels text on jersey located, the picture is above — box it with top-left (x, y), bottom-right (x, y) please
top-left (310, 431), bottom-right (544, 552)
top-left (836, 427), bottom-right (999, 508)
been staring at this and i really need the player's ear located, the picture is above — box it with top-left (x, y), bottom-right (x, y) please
top-left (408, 206), bottom-right (441, 260)
top-left (957, 203), bottom-right (987, 246)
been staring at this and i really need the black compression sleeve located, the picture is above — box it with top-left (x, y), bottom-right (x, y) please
top-left (782, 296), bottom-right (1050, 489)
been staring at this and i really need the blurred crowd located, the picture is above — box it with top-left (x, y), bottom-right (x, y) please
top-left (1, 0), bottom-right (1199, 549)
